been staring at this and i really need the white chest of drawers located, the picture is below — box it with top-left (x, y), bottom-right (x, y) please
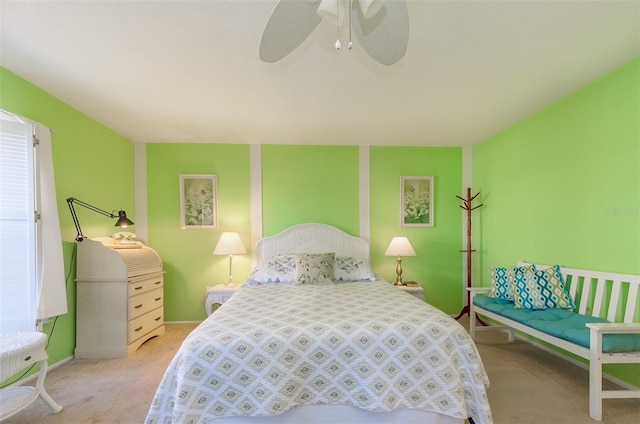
top-left (75, 238), bottom-right (165, 358)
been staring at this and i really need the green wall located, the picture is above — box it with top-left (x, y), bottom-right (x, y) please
top-left (370, 147), bottom-right (463, 313)
top-left (0, 67), bottom-right (135, 374)
top-left (474, 58), bottom-right (639, 276)
top-left (262, 145), bottom-right (360, 236)
top-left (146, 143), bottom-right (252, 322)
top-left (473, 58), bottom-right (640, 386)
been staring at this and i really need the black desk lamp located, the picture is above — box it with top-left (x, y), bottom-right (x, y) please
top-left (66, 197), bottom-right (134, 242)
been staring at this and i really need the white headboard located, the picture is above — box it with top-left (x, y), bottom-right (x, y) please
top-left (256, 223), bottom-right (369, 261)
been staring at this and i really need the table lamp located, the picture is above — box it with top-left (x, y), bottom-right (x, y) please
top-left (385, 236), bottom-right (416, 286)
top-left (213, 232), bottom-right (246, 285)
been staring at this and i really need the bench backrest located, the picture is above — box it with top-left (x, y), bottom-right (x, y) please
top-left (518, 261), bottom-right (640, 324)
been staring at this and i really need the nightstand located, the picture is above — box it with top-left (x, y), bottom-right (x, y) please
top-left (205, 284), bottom-right (239, 316)
top-left (396, 283), bottom-right (424, 301)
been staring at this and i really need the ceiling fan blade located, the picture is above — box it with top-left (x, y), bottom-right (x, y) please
top-left (352, 0), bottom-right (409, 66)
top-left (260, 0), bottom-right (322, 63)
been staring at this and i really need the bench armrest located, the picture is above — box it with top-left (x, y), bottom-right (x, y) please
top-left (586, 322), bottom-right (640, 334)
top-left (467, 287), bottom-right (490, 301)
top-left (467, 287), bottom-right (491, 293)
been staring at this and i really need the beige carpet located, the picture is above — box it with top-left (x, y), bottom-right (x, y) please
top-left (3, 318), bottom-right (639, 424)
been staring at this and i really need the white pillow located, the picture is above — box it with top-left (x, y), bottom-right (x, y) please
top-left (295, 253), bottom-right (335, 285)
top-left (245, 254), bottom-right (297, 285)
top-left (334, 256), bottom-right (376, 282)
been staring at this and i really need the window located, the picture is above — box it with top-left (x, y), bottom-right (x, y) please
top-left (0, 110), bottom-right (66, 334)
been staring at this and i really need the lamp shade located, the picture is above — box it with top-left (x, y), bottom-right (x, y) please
top-left (384, 236), bottom-right (416, 257)
top-left (213, 232), bottom-right (247, 256)
top-left (115, 210), bottom-right (134, 228)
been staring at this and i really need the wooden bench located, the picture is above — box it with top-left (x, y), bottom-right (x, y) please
top-left (468, 261), bottom-right (640, 421)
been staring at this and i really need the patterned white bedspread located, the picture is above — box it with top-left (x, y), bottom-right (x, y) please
top-left (146, 281), bottom-right (492, 424)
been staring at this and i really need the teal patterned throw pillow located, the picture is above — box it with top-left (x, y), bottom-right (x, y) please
top-left (513, 265), bottom-right (575, 310)
top-left (489, 266), bottom-right (534, 301)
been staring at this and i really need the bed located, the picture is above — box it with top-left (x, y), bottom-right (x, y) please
top-left (145, 224), bottom-right (492, 424)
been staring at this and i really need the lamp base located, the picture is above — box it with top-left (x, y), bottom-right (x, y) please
top-left (394, 256), bottom-right (404, 286)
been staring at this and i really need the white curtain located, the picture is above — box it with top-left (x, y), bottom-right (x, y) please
top-left (32, 121), bottom-right (67, 321)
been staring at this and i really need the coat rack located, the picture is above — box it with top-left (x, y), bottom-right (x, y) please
top-left (455, 188), bottom-right (487, 324)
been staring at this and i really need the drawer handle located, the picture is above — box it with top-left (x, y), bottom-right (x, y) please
top-left (134, 286), bottom-right (143, 290)
top-left (154, 281), bottom-right (161, 285)
top-left (155, 316), bottom-right (162, 321)
top-left (134, 326), bottom-right (143, 332)
top-left (134, 304), bottom-right (143, 309)
top-left (155, 297), bottom-right (162, 301)
top-left (24, 355), bottom-right (32, 361)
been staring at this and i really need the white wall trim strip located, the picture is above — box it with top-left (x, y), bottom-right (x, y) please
top-left (134, 143), bottom-right (148, 244)
top-left (359, 146), bottom-right (370, 242)
top-left (250, 145), bottom-right (262, 266)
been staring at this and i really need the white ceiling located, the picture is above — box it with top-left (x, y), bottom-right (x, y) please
top-left (1, 0), bottom-right (638, 146)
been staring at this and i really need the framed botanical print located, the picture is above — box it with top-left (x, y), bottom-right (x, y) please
top-left (401, 176), bottom-right (434, 228)
top-left (179, 174), bottom-right (217, 229)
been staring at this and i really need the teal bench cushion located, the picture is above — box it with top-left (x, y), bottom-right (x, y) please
top-left (473, 296), bottom-right (640, 353)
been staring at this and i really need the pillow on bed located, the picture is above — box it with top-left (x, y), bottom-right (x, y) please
top-left (334, 256), bottom-right (376, 282)
top-left (513, 265), bottom-right (575, 310)
top-left (245, 254), bottom-right (297, 285)
top-left (489, 265), bottom-right (534, 301)
top-left (295, 252), bottom-right (335, 285)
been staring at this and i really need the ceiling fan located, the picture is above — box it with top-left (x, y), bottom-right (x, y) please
top-left (259, 0), bottom-right (409, 66)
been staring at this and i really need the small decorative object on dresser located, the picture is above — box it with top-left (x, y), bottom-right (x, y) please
top-left (205, 284), bottom-right (239, 316)
top-left (75, 237), bottom-right (165, 358)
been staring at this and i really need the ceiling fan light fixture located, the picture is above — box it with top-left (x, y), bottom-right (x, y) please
top-left (358, 0), bottom-right (384, 19)
top-left (259, 0), bottom-right (408, 66)
top-left (317, 0), bottom-right (347, 26)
